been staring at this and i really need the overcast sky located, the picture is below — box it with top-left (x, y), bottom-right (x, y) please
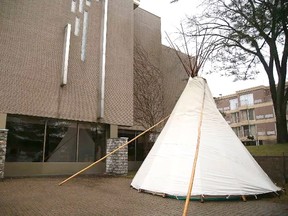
top-left (139, 0), bottom-right (270, 97)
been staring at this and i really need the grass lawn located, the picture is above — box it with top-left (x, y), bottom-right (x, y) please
top-left (246, 143), bottom-right (288, 156)
top-left (246, 143), bottom-right (288, 203)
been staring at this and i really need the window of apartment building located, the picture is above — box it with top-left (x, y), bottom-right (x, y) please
top-left (240, 109), bottom-right (255, 121)
top-left (224, 114), bottom-right (231, 124)
top-left (229, 98), bottom-right (238, 110)
top-left (240, 94), bottom-right (254, 106)
top-left (243, 125), bottom-right (256, 137)
top-left (5, 115), bottom-right (107, 162)
top-left (231, 112), bottom-right (240, 123)
top-left (248, 109), bottom-right (255, 120)
top-left (232, 127), bottom-right (241, 137)
top-left (243, 125), bottom-right (249, 137)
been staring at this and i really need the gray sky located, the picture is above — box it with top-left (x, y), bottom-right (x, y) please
top-left (140, 0), bottom-right (270, 97)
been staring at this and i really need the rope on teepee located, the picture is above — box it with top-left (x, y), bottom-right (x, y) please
top-left (182, 79), bottom-right (207, 216)
top-left (58, 114), bottom-right (170, 186)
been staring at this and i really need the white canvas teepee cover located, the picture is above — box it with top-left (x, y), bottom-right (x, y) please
top-left (131, 77), bottom-right (280, 197)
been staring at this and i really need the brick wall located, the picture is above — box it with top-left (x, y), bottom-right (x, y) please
top-left (106, 137), bottom-right (128, 175)
top-left (0, 0), bottom-right (134, 126)
top-left (0, 129), bottom-right (8, 179)
top-left (254, 156), bottom-right (288, 185)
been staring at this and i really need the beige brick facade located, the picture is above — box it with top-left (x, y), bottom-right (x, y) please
top-left (0, 0), bottom-right (134, 125)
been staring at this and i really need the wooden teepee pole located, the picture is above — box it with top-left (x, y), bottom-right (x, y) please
top-left (58, 115), bottom-right (170, 186)
top-left (182, 82), bottom-right (206, 216)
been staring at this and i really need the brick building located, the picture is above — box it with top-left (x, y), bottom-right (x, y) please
top-left (0, 0), bottom-right (187, 176)
top-left (215, 84), bottom-right (287, 145)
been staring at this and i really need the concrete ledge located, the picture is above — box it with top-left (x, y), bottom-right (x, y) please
top-left (4, 162), bottom-right (105, 177)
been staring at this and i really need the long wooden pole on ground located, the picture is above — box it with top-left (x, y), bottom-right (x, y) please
top-left (58, 115), bottom-right (170, 186)
top-left (182, 82), bottom-right (206, 216)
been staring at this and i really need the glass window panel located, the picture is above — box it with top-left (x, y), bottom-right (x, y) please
top-left (243, 125), bottom-right (256, 138)
top-left (240, 110), bottom-right (247, 121)
top-left (78, 123), bottom-right (106, 162)
top-left (135, 132), bottom-right (145, 161)
top-left (232, 127), bottom-right (238, 136)
top-left (118, 130), bottom-right (146, 161)
top-left (243, 125), bottom-right (250, 137)
top-left (240, 94), bottom-right (254, 106)
top-left (45, 120), bottom-right (77, 162)
top-left (251, 125), bottom-right (256, 136)
top-left (6, 115), bottom-right (45, 162)
top-left (248, 109), bottom-right (255, 120)
top-left (241, 109), bottom-right (255, 121)
top-left (231, 112), bottom-right (239, 123)
top-left (229, 98), bottom-right (238, 110)
top-left (119, 130), bottom-right (136, 161)
top-left (238, 127), bottom-right (243, 137)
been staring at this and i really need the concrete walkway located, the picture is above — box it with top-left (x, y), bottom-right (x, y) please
top-left (0, 176), bottom-right (287, 216)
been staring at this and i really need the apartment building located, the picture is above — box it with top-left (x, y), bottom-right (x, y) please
top-left (215, 84), bottom-right (282, 145)
top-left (0, 0), bottom-right (187, 176)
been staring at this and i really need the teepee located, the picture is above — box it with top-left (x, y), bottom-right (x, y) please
top-left (131, 76), bottom-right (280, 199)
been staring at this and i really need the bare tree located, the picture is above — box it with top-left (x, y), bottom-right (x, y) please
top-left (165, 24), bottom-right (221, 78)
top-left (172, 0), bottom-right (288, 143)
top-left (134, 40), bottom-right (164, 155)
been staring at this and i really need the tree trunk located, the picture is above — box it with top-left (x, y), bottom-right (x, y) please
top-left (143, 132), bottom-right (153, 158)
top-left (266, 64), bottom-right (288, 144)
top-left (275, 99), bottom-right (288, 143)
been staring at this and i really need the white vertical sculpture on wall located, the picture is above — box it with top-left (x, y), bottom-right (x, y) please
top-left (61, 24), bottom-right (71, 86)
top-left (99, 0), bottom-right (109, 118)
top-left (79, 0), bottom-right (84, 13)
top-left (74, 17), bottom-right (80, 36)
top-left (81, 11), bottom-right (88, 61)
top-left (71, 0), bottom-right (77, 12)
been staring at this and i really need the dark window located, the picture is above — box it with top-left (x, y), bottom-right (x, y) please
top-left (6, 116), bottom-right (45, 162)
top-left (78, 123), bottom-right (106, 162)
top-left (231, 112), bottom-right (239, 123)
top-left (5, 115), bottom-right (107, 163)
top-left (243, 125), bottom-right (250, 137)
top-left (248, 109), bottom-right (255, 120)
top-left (45, 120), bottom-right (77, 162)
top-left (118, 130), bottom-right (145, 161)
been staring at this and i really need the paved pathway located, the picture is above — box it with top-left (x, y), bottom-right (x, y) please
top-left (0, 176), bottom-right (287, 216)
